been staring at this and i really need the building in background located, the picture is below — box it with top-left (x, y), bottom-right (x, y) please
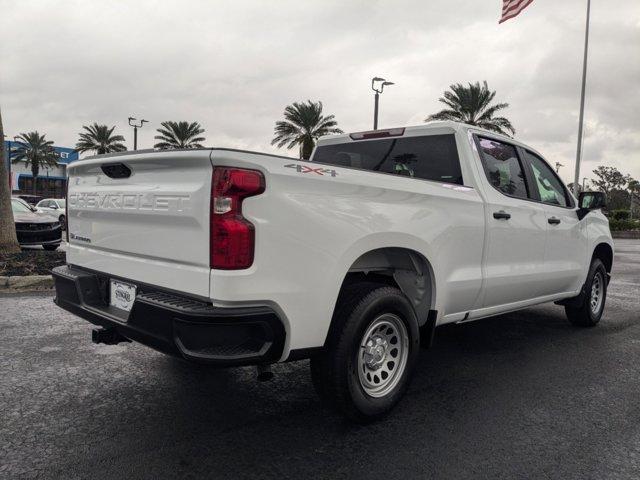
top-left (3, 141), bottom-right (78, 198)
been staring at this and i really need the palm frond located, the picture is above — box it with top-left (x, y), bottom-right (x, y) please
top-left (75, 122), bottom-right (127, 154)
top-left (272, 100), bottom-right (342, 159)
top-left (426, 81), bottom-right (514, 134)
top-left (153, 121), bottom-right (206, 149)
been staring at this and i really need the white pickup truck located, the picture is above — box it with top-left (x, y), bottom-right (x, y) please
top-left (53, 121), bottom-right (613, 422)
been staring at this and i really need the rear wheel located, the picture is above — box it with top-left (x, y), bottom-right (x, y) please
top-left (565, 258), bottom-right (607, 327)
top-left (310, 283), bottom-right (420, 423)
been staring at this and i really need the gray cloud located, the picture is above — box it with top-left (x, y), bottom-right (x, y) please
top-left (1, 0), bottom-right (639, 183)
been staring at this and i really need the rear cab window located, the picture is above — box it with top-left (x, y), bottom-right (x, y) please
top-left (311, 134), bottom-right (464, 185)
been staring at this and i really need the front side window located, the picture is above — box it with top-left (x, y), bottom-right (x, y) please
top-left (312, 134), bottom-right (463, 185)
top-left (477, 137), bottom-right (528, 199)
top-left (524, 151), bottom-right (569, 207)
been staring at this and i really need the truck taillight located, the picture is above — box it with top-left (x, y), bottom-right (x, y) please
top-left (210, 167), bottom-right (265, 269)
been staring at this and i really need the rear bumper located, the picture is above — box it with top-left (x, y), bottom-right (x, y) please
top-left (52, 265), bottom-right (285, 366)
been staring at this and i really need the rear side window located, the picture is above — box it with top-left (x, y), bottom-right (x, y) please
top-left (523, 150), bottom-right (570, 207)
top-left (477, 137), bottom-right (528, 199)
top-left (312, 134), bottom-right (463, 185)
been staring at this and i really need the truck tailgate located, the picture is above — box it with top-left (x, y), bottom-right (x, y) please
top-left (66, 150), bottom-right (212, 298)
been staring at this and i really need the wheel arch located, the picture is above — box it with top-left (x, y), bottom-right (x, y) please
top-left (334, 247), bottom-right (437, 329)
top-left (592, 242), bottom-right (613, 274)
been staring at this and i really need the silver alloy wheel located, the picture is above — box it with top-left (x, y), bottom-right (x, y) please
top-left (357, 313), bottom-right (409, 398)
top-left (590, 271), bottom-right (604, 315)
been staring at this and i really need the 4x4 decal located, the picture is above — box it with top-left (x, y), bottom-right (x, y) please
top-left (284, 163), bottom-right (338, 177)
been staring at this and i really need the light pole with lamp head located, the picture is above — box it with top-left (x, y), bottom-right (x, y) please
top-left (128, 117), bottom-right (148, 151)
top-left (371, 77), bottom-right (394, 130)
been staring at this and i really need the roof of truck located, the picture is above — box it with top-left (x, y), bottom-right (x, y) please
top-left (317, 121), bottom-right (515, 146)
top-left (314, 121), bottom-right (547, 159)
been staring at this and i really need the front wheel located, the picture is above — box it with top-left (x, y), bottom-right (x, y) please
top-left (565, 258), bottom-right (607, 327)
top-left (310, 283), bottom-right (420, 423)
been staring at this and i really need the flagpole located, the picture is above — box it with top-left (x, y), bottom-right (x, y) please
top-left (573, 0), bottom-right (591, 195)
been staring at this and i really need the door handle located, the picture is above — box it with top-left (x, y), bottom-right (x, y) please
top-left (493, 210), bottom-right (511, 220)
top-left (548, 217), bottom-right (561, 225)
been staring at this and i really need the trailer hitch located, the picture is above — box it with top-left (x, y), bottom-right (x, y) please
top-left (92, 328), bottom-right (131, 345)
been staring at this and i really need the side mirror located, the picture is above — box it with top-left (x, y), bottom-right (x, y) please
top-left (578, 191), bottom-right (607, 219)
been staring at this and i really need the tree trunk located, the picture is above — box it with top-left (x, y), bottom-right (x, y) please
top-left (301, 136), bottom-right (315, 160)
top-left (0, 107), bottom-right (21, 253)
top-left (32, 163), bottom-right (39, 196)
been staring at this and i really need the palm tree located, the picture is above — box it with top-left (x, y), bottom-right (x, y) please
top-left (75, 123), bottom-right (127, 154)
top-left (272, 100), bottom-right (343, 160)
top-left (426, 81), bottom-right (515, 136)
top-left (11, 131), bottom-right (59, 195)
top-left (154, 121), bottom-right (205, 149)
top-left (0, 107), bottom-right (20, 253)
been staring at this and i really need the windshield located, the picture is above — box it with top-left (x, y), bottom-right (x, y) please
top-left (11, 199), bottom-right (32, 214)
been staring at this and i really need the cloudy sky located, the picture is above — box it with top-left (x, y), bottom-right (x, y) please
top-left (1, 0), bottom-right (639, 184)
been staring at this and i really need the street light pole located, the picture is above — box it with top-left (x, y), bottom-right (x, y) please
top-left (373, 91), bottom-right (380, 130)
top-left (128, 117), bottom-right (148, 151)
top-left (371, 77), bottom-right (394, 130)
top-left (572, 0), bottom-right (591, 195)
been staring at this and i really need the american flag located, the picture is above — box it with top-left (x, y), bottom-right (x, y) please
top-left (499, 0), bottom-right (534, 23)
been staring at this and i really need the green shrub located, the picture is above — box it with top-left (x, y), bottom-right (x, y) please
top-left (609, 218), bottom-right (640, 231)
top-left (611, 209), bottom-right (631, 220)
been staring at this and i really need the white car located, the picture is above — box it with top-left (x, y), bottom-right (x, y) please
top-left (36, 198), bottom-right (66, 227)
top-left (52, 121), bottom-right (613, 422)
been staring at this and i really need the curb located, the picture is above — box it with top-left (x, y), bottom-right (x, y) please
top-left (612, 231), bottom-right (640, 239)
top-left (0, 275), bottom-right (54, 292)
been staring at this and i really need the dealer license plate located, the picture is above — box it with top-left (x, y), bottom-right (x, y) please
top-left (110, 279), bottom-right (137, 313)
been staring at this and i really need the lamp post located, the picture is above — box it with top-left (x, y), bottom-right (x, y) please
top-left (128, 117), bottom-right (148, 151)
top-left (371, 77), bottom-right (394, 130)
top-left (572, 0), bottom-right (591, 195)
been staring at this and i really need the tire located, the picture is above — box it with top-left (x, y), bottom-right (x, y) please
top-left (310, 282), bottom-right (420, 423)
top-left (565, 258), bottom-right (607, 327)
top-left (43, 244), bottom-right (59, 251)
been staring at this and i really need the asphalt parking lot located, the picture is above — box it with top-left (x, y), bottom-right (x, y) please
top-left (1, 240), bottom-right (639, 479)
